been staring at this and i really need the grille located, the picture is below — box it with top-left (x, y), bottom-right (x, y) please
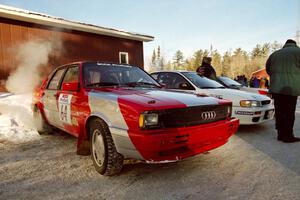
top-left (158, 105), bottom-right (229, 128)
top-left (261, 100), bottom-right (271, 106)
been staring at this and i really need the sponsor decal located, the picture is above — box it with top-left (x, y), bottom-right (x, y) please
top-left (71, 118), bottom-right (78, 126)
top-left (235, 111), bottom-right (254, 115)
top-left (58, 94), bottom-right (72, 124)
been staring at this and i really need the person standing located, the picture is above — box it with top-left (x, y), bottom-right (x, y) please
top-left (266, 39), bottom-right (300, 143)
top-left (196, 56), bottom-right (217, 80)
top-left (252, 76), bottom-right (260, 88)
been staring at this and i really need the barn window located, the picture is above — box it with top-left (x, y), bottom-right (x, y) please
top-left (119, 52), bottom-right (129, 64)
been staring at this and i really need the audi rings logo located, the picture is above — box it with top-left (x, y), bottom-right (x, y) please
top-left (201, 111), bottom-right (217, 120)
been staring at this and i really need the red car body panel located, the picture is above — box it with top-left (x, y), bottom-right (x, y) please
top-left (122, 118), bottom-right (238, 162)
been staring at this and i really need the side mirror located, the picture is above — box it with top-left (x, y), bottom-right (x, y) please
top-left (62, 82), bottom-right (79, 91)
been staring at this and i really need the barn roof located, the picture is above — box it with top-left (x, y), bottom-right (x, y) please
top-left (0, 4), bottom-right (154, 42)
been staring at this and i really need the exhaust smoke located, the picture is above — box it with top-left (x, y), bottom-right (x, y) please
top-left (5, 37), bottom-right (62, 94)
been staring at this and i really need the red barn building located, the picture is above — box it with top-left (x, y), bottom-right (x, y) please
top-left (0, 5), bottom-right (154, 89)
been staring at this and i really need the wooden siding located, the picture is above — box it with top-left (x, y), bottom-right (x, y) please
top-left (0, 17), bottom-right (144, 80)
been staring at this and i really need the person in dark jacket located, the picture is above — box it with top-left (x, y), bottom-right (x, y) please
top-left (196, 56), bottom-right (217, 80)
top-left (252, 76), bottom-right (260, 88)
top-left (266, 39), bottom-right (300, 143)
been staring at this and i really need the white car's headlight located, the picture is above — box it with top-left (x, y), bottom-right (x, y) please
top-left (240, 100), bottom-right (261, 107)
top-left (139, 113), bottom-right (159, 128)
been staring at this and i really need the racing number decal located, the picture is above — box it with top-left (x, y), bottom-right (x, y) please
top-left (58, 94), bottom-right (72, 124)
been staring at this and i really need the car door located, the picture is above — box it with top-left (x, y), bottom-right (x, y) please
top-left (58, 65), bottom-right (85, 137)
top-left (43, 67), bottom-right (67, 128)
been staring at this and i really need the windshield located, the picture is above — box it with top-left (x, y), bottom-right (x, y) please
top-left (218, 76), bottom-right (242, 87)
top-left (83, 63), bottom-right (160, 88)
top-left (182, 72), bottom-right (225, 89)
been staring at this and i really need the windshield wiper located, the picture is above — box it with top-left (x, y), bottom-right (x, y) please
top-left (124, 82), bottom-right (159, 88)
top-left (201, 86), bottom-right (218, 89)
top-left (229, 84), bottom-right (241, 87)
top-left (86, 82), bottom-right (119, 87)
top-left (202, 86), bottom-right (226, 89)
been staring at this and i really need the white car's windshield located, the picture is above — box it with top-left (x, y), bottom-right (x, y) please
top-left (182, 72), bottom-right (225, 89)
top-left (218, 76), bottom-right (242, 87)
top-left (83, 62), bottom-right (160, 88)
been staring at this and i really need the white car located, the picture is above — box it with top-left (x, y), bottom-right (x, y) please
top-left (217, 76), bottom-right (269, 96)
top-left (151, 71), bottom-right (274, 125)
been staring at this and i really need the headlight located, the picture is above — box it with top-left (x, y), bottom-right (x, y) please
top-left (139, 113), bottom-right (159, 128)
top-left (240, 100), bottom-right (261, 107)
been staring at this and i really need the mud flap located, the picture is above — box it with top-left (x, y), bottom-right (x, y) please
top-left (77, 134), bottom-right (90, 156)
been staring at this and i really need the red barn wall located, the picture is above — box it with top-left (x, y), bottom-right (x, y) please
top-left (0, 17), bottom-right (144, 81)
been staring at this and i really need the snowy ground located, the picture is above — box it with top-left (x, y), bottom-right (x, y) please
top-left (0, 94), bottom-right (300, 200)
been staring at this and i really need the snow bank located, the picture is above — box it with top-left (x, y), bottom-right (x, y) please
top-left (0, 93), bottom-right (39, 143)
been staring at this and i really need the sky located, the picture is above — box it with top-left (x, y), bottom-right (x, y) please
top-left (0, 0), bottom-right (299, 65)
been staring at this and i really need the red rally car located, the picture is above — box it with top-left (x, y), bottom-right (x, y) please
top-left (33, 61), bottom-right (239, 176)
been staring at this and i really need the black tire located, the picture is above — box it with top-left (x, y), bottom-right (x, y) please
top-left (33, 106), bottom-right (52, 135)
top-left (89, 118), bottom-right (124, 176)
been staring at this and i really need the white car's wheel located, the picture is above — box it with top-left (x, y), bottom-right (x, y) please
top-left (89, 118), bottom-right (124, 176)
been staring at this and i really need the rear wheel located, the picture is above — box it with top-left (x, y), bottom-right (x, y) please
top-left (89, 118), bottom-right (124, 176)
top-left (33, 107), bottom-right (52, 135)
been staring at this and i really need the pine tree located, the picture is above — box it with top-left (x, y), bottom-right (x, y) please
top-left (251, 44), bottom-right (262, 58)
top-left (157, 46), bottom-right (161, 60)
top-left (211, 50), bottom-right (222, 76)
top-left (271, 41), bottom-right (282, 52)
top-left (261, 43), bottom-right (270, 57)
top-left (151, 49), bottom-right (156, 63)
top-left (173, 50), bottom-right (184, 70)
top-left (231, 48), bottom-right (246, 77)
top-left (191, 50), bottom-right (204, 70)
top-left (222, 51), bottom-right (232, 77)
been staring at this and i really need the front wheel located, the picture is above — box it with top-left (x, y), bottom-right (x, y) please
top-left (89, 118), bottom-right (124, 176)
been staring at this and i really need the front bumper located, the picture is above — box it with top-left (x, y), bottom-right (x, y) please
top-left (122, 118), bottom-right (239, 162)
top-left (232, 105), bottom-right (274, 125)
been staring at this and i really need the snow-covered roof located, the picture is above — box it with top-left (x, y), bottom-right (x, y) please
top-left (0, 4), bottom-right (154, 42)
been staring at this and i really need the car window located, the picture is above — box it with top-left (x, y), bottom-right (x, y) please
top-left (218, 76), bottom-right (242, 87)
top-left (60, 66), bottom-right (80, 91)
top-left (47, 68), bottom-right (66, 90)
top-left (83, 63), bottom-right (160, 88)
top-left (182, 72), bottom-right (225, 89)
top-left (61, 66), bottom-right (79, 84)
top-left (156, 73), bottom-right (194, 90)
top-left (84, 66), bottom-right (120, 86)
top-left (151, 73), bottom-right (159, 80)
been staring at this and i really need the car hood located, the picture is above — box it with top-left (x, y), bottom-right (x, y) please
top-left (90, 87), bottom-right (224, 111)
top-left (205, 88), bottom-right (271, 106)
